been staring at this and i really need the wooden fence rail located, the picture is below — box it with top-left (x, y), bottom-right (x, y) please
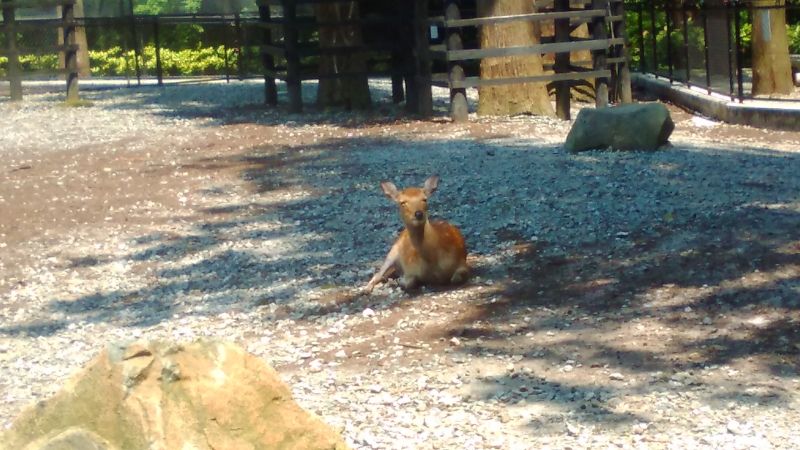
top-left (255, 0), bottom-right (426, 114)
top-left (430, 0), bottom-right (632, 121)
top-left (1, 0), bottom-right (79, 101)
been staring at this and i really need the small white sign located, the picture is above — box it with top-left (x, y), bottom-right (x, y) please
top-left (430, 26), bottom-right (439, 40)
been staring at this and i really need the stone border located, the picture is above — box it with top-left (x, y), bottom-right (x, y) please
top-left (632, 73), bottom-right (800, 131)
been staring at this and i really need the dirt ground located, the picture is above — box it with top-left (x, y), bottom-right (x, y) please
top-left (1, 91), bottom-right (799, 448)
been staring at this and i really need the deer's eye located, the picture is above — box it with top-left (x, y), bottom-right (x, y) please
top-left (421, 198), bottom-right (427, 203)
top-left (400, 201), bottom-right (408, 206)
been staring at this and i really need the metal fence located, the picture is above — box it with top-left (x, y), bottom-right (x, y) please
top-left (625, 0), bottom-right (800, 102)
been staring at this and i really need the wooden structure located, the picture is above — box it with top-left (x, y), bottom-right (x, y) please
top-left (255, 0), bottom-right (432, 115)
top-left (429, 0), bottom-right (633, 121)
top-left (1, 0), bottom-right (80, 101)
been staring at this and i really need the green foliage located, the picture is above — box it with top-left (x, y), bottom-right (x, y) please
top-left (1, 46), bottom-right (236, 77)
top-left (88, 45), bottom-right (235, 76)
top-left (626, 7), bottom-right (800, 71)
top-left (788, 23), bottom-right (800, 53)
top-left (132, 0), bottom-right (202, 15)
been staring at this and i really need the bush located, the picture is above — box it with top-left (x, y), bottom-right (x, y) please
top-left (2, 45), bottom-right (237, 78)
top-left (89, 45), bottom-right (235, 76)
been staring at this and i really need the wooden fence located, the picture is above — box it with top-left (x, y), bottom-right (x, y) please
top-left (3, 0), bottom-right (633, 120)
top-left (1, 0), bottom-right (79, 101)
top-left (429, 0), bottom-right (633, 121)
top-left (255, 0), bottom-right (431, 114)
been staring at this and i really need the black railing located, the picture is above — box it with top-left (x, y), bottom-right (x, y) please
top-left (626, 0), bottom-right (800, 102)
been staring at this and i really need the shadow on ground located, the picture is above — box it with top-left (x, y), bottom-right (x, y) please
top-left (2, 119), bottom-right (799, 427)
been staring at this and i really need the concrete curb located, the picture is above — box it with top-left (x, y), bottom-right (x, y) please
top-left (632, 73), bottom-right (800, 131)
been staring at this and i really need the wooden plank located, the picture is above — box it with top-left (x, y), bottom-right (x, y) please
top-left (259, 2), bottom-right (278, 105)
top-left (442, 69), bottom-right (612, 89)
top-left (62, 0), bottom-right (79, 103)
top-left (261, 44), bottom-right (286, 58)
top-left (412, 0), bottom-right (433, 116)
top-left (591, 0), bottom-right (608, 107)
top-left (0, 44), bottom-right (79, 56)
top-left (444, 0), bottom-right (468, 122)
top-left (0, 0), bottom-right (74, 8)
top-left (294, 42), bottom-right (402, 58)
top-left (443, 39), bottom-right (617, 62)
top-left (2, 0), bottom-right (22, 100)
top-left (263, 68), bottom-right (288, 80)
top-left (283, 0), bottom-right (302, 113)
top-left (554, 0), bottom-right (571, 120)
top-left (441, 9), bottom-right (605, 28)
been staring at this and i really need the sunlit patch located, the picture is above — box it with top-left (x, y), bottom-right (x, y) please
top-left (746, 315), bottom-right (772, 328)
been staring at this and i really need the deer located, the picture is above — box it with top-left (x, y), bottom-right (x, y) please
top-left (364, 175), bottom-right (469, 293)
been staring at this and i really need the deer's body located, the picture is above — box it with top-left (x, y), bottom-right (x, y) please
top-left (365, 176), bottom-right (469, 293)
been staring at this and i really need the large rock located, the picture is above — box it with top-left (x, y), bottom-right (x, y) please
top-left (564, 103), bottom-right (675, 152)
top-left (1, 341), bottom-right (348, 450)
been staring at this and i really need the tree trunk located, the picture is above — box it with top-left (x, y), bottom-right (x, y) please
top-left (477, 0), bottom-right (555, 117)
top-left (751, 0), bottom-right (793, 95)
top-left (315, 2), bottom-right (371, 109)
top-left (57, 0), bottom-right (90, 77)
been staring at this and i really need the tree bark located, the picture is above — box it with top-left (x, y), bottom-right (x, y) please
top-left (751, 0), bottom-right (793, 95)
top-left (315, 2), bottom-right (371, 109)
top-left (58, 0), bottom-right (90, 77)
top-left (477, 0), bottom-right (555, 117)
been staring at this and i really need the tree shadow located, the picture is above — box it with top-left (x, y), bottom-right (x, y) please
top-left (2, 128), bottom-right (799, 427)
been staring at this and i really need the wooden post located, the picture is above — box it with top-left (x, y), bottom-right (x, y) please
top-left (592, 0), bottom-right (609, 108)
top-left (445, 1), bottom-right (468, 122)
top-left (62, 0), bottom-right (80, 102)
top-left (390, 1), bottom-right (405, 104)
top-left (682, 3), bottom-right (690, 86)
top-left (404, 3), bottom-right (419, 113)
top-left (2, 0), bottom-right (21, 100)
top-left (283, 0), bottom-right (302, 113)
top-left (235, 12), bottom-right (244, 81)
top-left (554, 0), bottom-right (571, 119)
top-left (153, 17), bottom-right (163, 86)
top-left (412, 0), bottom-right (433, 117)
top-left (127, 2), bottom-right (141, 86)
top-left (224, 18), bottom-right (232, 83)
top-left (258, 1), bottom-right (278, 105)
top-left (612, 0), bottom-right (632, 103)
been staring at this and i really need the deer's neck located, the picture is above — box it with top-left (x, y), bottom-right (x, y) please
top-left (406, 221), bottom-right (431, 250)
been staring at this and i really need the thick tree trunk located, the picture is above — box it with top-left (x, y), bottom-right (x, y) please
top-left (57, 0), bottom-right (90, 77)
top-left (751, 0), bottom-right (793, 95)
top-left (477, 0), bottom-right (555, 117)
top-left (315, 2), bottom-right (371, 109)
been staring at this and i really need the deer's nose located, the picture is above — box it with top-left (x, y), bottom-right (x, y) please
top-left (414, 211), bottom-right (424, 220)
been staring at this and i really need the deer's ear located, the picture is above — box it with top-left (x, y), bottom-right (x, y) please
top-left (423, 175), bottom-right (440, 196)
top-left (380, 181), bottom-right (399, 201)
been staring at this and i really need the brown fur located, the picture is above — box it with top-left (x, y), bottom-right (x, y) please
top-left (365, 176), bottom-right (469, 292)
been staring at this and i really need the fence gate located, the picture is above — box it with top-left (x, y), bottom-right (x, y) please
top-left (1, 0), bottom-right (80, 101)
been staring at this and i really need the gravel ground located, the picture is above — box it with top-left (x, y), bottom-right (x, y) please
top-left (1, 80), bottom-right (799, 449)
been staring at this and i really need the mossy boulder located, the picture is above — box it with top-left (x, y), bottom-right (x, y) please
top-left (565, 103), bottom-right (675, 152)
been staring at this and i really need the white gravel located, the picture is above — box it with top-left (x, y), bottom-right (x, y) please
top-left (1, 79), bottom-right (800, 449)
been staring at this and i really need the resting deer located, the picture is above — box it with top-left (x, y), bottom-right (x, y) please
top-left (365, 175), bottom-right (469, 293)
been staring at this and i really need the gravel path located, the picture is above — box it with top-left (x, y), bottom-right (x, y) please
top-left (1, 80), bottom-right (799, 449)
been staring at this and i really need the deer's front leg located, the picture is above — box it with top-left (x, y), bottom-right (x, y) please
top-left (365, 244), bottom-right (400, 294)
